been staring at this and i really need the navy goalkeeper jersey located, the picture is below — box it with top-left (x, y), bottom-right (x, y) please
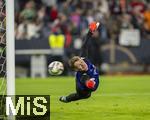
top-left (75, 58), bottom-right (99, 91)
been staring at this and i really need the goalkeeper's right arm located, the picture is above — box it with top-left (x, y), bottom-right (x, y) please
top-left (80, 22), bottom-right (100, 58)
top-left (80, 31), bottom-right (93, 58)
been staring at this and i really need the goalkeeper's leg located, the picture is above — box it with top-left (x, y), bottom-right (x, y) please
top-left (67, 91), bottom-right (91, 102)
top-left (60, 90), bottom-right (91, 103)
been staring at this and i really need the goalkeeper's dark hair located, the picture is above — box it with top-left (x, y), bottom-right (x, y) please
top-left (69, 56), bottom-right (80, 70)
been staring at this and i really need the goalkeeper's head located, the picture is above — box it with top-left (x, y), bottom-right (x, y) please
top-left (69, 56), bottom-right (88, 72)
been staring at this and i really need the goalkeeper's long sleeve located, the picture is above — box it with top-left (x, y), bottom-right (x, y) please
top-left (80, 22), bottom-right (100, 58)
top-left (80, 31), bottom-right (93, 58)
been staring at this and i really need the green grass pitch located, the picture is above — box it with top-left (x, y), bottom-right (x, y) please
top-left (15, 75), bottom-right (150, 120)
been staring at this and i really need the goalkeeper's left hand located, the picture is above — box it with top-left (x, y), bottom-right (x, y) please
top-left (85, 78), bottom-right (96, 89)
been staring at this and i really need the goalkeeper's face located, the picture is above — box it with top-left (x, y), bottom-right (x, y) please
top-left (74, 59), bottom-right (88, 71)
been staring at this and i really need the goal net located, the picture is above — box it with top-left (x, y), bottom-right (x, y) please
top-left (0, 0), bottom-right (15, 119)
top-left (0, 0), bottom-right (6, 119)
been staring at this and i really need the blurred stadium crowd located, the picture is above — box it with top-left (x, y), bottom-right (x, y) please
top-left (14, 0), bottom-right (150, 76)
top-left (15, 0), bottom-right (150, 40)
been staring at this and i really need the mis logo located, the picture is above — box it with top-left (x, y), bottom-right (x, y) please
top-left (0, 95), bottom-right (50, 120)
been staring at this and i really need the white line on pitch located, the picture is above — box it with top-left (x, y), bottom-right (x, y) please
top-left (95, 93), bottom-right (150, 96)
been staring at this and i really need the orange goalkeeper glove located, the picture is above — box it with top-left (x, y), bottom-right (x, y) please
top-left (85, 78), bottom-right (96, 89)
top-left (89, 22), bottom-right (100, 33)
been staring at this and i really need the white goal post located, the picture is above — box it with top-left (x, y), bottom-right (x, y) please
top-left (6, 0), bottom-right (15, 96)
top-left (6, 0), bottom-right (15, 119)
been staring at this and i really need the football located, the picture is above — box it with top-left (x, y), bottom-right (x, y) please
top-left (48, 61), bottom-right (64, 75)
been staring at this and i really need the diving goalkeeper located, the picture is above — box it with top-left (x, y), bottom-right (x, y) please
top-left (60, 22), bottom-right (100, 103)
